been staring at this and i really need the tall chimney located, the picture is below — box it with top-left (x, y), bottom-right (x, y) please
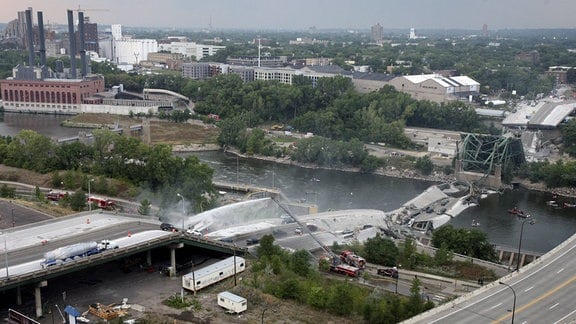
top-left (37, 11), bottom-right (47, 67)
top-left (78, 11), bottom-right (87, 77)
top-left (67, 10), bottom-right (77, 79)
top-left (25, 9), bottom-right (34, 67)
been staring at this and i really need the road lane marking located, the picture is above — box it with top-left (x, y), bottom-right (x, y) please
top-left (493, 274), bottom-right (576, 323)
top-left (557, 268), bottom-right (564, 274)
top-left (549, 303), bottom-right (559, 309)
top-left (524, 286), bottom-right (533, 292)
top-left (554, 308), bottom-right (576, 324)
top-left (487, 303), bottom-right (502, 311)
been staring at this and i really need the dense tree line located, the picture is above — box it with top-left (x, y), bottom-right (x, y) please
top-left (0, 130), bottom-right (215, 212)
top-left (431, 225), bottom-right (497, 262)
top-left (253, 235), bottom-right (434, 323)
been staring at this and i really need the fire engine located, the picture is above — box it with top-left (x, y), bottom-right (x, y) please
top-left (88, 196), bottom-right (115, 210)
top-left (46, 190), bottom-right (68, 201)
top-left (340, 250), bottom-right (366, 269)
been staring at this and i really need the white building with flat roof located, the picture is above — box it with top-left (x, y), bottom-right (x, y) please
top-left (114, 37), bottom-right (158, 64)
top-left (158, 42), bottom-right (225, 60)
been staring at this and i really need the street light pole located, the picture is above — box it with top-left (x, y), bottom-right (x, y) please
top-left (516, 218), bottom-right (535, 271)
top-left (3, 236), bottom-right (8, 279)
top-left (261, 308), bottom-right (273, 324)
top-left (177, 193), bottom-right (185, 231)
top-left (499, 282), bottom-right (516, 324)
top-left (87, 178), bottom-right (94, 211)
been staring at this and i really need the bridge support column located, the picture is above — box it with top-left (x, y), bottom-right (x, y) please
top-left (168, 243), bottom-right (184, 277)
top-left (146, 250), bottom-right (152, 266)
top-left (35, 280), bottom-right (47, 318)
top-left (508, 252), bottom-right (515, 266)
top-left (498, 250), bottom-right (504, 262)
top-left (16, 286), bottom-right (22, 305)
top-left (519, 254), bottom-right (526, 268)
top-left (170, 248), bottom-right (176, 277)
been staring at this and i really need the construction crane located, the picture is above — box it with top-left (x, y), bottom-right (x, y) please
top-left (72, 5), bottom-right (111, 13)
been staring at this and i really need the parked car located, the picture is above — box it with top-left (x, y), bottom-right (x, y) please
top-left (160, 223), bottom-right (177, 232)
top-left (246, 238), bottom-right (260, 245)
top-left (186, 228), bottom-right (203, 236)
top-left (219, 238), bottom-right (234, 244)
top-left (377, 267), bottom-right (399, 279)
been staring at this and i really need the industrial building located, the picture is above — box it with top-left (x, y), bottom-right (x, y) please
top-left (388, 74), bottom-right (480, 103)
top-left (0, 8), bottom-right (181, 116)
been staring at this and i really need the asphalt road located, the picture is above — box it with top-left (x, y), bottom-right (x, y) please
top-left (0, 199), bottom-right (52, 229)
top-left (7, 221), bottom-right (159, 266)
top-left (406, 235), bottom-right (576, 323)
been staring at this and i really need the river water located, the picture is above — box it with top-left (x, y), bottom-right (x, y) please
top-left (0, 113), bottom-right (573, 254)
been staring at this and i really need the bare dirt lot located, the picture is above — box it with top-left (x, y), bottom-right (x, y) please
top-left (66, 114), bottom-right (220, 145)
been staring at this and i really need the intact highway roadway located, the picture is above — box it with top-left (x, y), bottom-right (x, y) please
top-left (0, 212), bottom-right (162, 279)
top-left (404, 232), bottom-right (576, 324)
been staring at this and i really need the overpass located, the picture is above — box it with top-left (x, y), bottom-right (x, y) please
top-left (0, 212), bottom-right (245, 318)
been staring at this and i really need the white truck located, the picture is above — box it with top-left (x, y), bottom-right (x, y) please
top-left (41, 240), bottom-right (119, 268)
top-left (217, 291), bottom-right (247, 314)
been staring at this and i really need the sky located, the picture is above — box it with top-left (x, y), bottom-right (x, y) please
top-left (1, 0), bottom-right (575, 31)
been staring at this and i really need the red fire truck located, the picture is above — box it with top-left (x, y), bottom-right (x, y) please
top-left (88, 196), bottom-right (116, 210)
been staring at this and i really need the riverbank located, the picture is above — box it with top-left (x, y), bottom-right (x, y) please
top-left (219, 147), bottom-right (576, 200)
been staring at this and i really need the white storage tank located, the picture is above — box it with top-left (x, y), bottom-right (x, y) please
top-left (217, 291), bottom-right (247, 314)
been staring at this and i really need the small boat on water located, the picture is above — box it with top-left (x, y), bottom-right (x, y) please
top-left (563, 202), bottom-right (576, 208)
top-left (546, 200), bottom-right (560, 208)
top-left (508, 207), bottom-right (525, 216)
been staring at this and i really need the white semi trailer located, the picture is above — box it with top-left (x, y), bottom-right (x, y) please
top-left (41, 240), bottom-right (118, 268)
top-left (182, 256), bottom-right (245, 292)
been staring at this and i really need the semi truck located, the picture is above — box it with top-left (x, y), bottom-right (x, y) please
top-left (41, 240), bottom-right (119, 268)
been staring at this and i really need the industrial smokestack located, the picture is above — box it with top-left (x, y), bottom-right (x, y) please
top-left (67, 10), bottom-right (77, 79)
top-left (78, 11), bottom-right (87, 77)
top-left (25, 9), bottom-right (34, 67)
top-left (37, 11), bottom-right (46, 67)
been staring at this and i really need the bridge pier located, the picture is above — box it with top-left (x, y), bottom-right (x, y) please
top-left (16, 286), bottom-right (21, 305)
top-left (169, 243), bottom-right (184, 277)
top-left (147, 250), bottom-right (152, 267)
top-left (35, 280), bottom-right (47, 318)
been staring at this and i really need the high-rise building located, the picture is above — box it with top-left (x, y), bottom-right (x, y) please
top-left (111, 24), bottom-right (122, 40)
top-left (409, 28), bottom-right (417, 40)
top-left (82, 17), bottom-right (99, 53)
top-left (371, 23), bottom-right (383, 43)
top-left (482, 24), bottom-right (488, 37)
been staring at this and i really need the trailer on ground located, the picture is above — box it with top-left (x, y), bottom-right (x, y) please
top-left (182, 256), bottom-right (245, 292)
top-left (217, 291), bottom-right (247, 314)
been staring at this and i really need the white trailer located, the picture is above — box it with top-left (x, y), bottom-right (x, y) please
top-left (182, 256), bottom-right (245, 292)
top-left (217, 291), bottom-right (247, 314)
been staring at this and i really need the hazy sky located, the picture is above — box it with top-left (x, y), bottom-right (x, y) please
top-left (2, 0), bottom-right (575, 30)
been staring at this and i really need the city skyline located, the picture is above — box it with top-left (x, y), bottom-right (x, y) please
top-left (1, 0), bottom-right (575, 31)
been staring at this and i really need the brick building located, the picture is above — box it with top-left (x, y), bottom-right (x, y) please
top-left (0, 76), bottom-right (104, 113)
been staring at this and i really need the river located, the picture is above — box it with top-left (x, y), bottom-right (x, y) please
top-left (0, 113), bottom-right (573, 254)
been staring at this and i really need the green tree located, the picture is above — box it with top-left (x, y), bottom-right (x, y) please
top-left (257, 234), bottom-right (282, 259)
top-left (138, 199), bottom-right (152, 215)
top-left (415, 155), bottom-right (434, 175)
top-left (561, 119), bottom-right (576, 157)
top-left (363, 233), bottom-right (399, 266)
top-left (69, 191), bottom-right (87, 211)
top-left (433, 243), bottom-right (453, 266)
top-left (289, 249), bottom-right (311, 277)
